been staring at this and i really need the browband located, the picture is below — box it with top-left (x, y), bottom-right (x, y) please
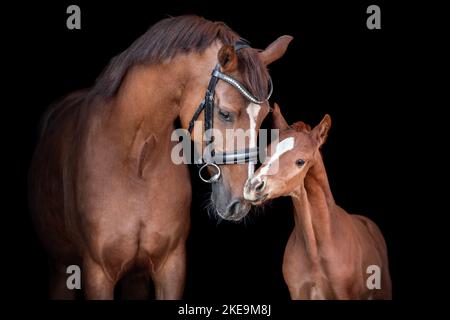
top-left (212, 69), bottom-right (273, 104)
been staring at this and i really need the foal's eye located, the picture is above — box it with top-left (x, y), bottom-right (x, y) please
top-left (218, 109), bottom-right (233, 122)
top-left (295, 159), bottom-right (306, 167)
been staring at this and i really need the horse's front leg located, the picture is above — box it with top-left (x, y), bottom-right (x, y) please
top-left (83, 256), bottom-right (116, 300)
top-left (49, 263), bottom-right (77, 300)
top-left (151, 244), bottom-right (186, 300)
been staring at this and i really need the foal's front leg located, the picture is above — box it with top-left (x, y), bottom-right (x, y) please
top-left (151, 244), bottom-right (186, 300)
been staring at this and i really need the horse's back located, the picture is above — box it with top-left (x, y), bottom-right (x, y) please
top-left (29, 90), bottom-right (87, 261)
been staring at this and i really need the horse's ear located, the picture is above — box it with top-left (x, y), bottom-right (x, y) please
top-left (259, 35), bottom-right (293, 66)
top-left (218, 45), bottom-right (238, 72)
top-left (312, 114), bottom-right (332, 146)
top-left (272, 103), bottom-right (290, 130)
top-left (291, 121), bottom-right (311, 133)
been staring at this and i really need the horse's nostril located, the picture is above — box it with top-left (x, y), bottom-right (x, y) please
top-left (255, 180), bottom-right (265, 192)
top-left (228, 200), bottom-right (241, 215)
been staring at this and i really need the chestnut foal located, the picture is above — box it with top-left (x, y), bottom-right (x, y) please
top-left (244, 104), bottom-right (391, 299)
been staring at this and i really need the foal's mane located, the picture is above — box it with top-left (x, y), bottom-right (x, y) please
top-left (90, 15), bottom-right (269, 100)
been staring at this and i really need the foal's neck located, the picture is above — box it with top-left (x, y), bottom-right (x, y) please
top-left (291, 152), bottom-right (337, 261)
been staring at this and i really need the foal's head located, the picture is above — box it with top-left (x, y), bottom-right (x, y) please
top-left (244, 104), bottom-right (331, 204)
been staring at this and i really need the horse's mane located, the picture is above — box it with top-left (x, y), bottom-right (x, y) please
top-left (39, 15), bottom-right (270, 139)
top-left (90, 15), bottom-right (269, 100)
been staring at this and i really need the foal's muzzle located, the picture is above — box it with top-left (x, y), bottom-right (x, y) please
top-left (244, 177), bottom-right (268, 203)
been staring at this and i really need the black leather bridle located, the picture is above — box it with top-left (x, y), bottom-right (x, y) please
top-left (187, 41), bottom-right (273, 183)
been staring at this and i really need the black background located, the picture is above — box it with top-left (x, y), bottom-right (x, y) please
top-left (5, 0), bottom-right (440, 312)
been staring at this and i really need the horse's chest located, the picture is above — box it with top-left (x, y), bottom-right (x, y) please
top-left (135, 230), bottom-right (172, 267)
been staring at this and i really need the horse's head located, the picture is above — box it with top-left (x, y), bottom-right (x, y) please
top-left (180, 35), bottom-right (293, 221)
top-left (244, 104), bottom-right (332, 203)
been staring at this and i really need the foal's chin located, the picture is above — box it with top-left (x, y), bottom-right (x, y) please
top-left (247, 194), bottom-right (269, 207)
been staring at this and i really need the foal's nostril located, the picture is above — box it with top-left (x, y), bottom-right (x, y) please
top-left (255, 180), bottom-right (265, 192)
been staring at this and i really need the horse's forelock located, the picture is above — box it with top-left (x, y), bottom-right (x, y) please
top-left (236, 49), bottom-right (270, 102)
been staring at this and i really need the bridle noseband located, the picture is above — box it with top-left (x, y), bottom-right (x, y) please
top-left (187, 41), bottom-right (273, 183)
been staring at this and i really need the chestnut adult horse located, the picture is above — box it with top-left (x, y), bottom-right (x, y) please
top-left (244, 105), bottom-right (391, 299)
top-left (28, 16), bottom-right (292, 299)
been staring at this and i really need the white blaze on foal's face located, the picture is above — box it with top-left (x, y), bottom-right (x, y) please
top-left (254, 136), bottom-right (295, 180)
top-left (246, 103), bottom-right (260, 178)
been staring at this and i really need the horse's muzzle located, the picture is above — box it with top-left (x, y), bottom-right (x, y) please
top-left (217, 198), bottom-right (251, 221)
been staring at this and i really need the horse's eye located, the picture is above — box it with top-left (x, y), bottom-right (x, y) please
top-left (218, 109), bottom-right (233, 122)
top-left (296, 159), bottom-right (305, 167)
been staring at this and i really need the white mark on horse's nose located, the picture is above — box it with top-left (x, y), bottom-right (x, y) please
top-left (246, 103), bottom-right (260, 178)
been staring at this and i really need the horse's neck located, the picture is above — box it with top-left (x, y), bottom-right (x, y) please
top-left (95, 45), bottom-right (218, 150)
top-left (106, 63), bottom-right (185, 144)
top-left (87, 53), bottom-right (209, 168)
top-left (291, 153), bottom-right (337, 264)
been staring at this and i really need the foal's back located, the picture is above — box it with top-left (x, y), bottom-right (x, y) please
top-left (349, 212), bottom-right (392, 299)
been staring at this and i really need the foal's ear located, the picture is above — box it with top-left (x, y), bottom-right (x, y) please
top-left (312, 114), bottom-right (332, 146)
top-left (218, 45), bottom-right (238, 72)
top-left (259, 35), bottom-right (294, 66)
top-left (272, 103), bottom-right (290, 130)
